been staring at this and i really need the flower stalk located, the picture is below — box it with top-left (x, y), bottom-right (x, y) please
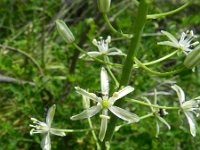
top-left (101, 0), bottom-right (149, 147)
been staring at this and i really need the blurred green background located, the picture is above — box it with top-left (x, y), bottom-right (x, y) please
top-left (0, 0), bottom-right (200, 149)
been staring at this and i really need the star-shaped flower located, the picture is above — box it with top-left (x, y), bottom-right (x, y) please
top-left (158, 30), bottom-right (199, 55)
top-left (172, 84), bottom-right (200, 136)
top-left (30, 104), bottom-right (66, 150)
top-left (79, 36), bottom-right (126, 60)
top-left (71, 67), bottom-right (139, 141)
top-left (143, 90), bottom-right (170, 138)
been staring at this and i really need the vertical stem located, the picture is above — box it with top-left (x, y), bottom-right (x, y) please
top-left (41, 0), bottom-right (46, 68)
top-left (101, 0), bottom-right (149, 148)
top-left (120, 0), bottom-right (148, 86)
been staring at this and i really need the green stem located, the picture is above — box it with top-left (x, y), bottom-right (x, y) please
top-left (133, 50), bottom-right (178, 68)
top-left (134, 57), bottom-right (185, 76)
top-left (126, 98), bottom-right (180, 110)
top-left (147, 1), bottom-right (192, 19)
top-left (104, 56), bottom-right (119, 88)
top-left (101, 0), bottom-right (149, 148)
top-left (103, 14), bottom-right (132, 38)
top-left (88, 118), bottom-right (101, 150)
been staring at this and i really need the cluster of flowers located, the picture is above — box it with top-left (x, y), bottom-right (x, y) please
top-left (30, 34), bottom-right (200, 150)
top-left (29, 1), bottom-right (200, 149)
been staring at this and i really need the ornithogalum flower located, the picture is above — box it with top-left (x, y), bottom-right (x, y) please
top-left (71, 67), bottom-right (139, 141)
top-left (143, 90), bottom-right (170, 138)
top-left (30, 105), bottom-right (66, 150)
top-left (172, 85), bottom-right (200, 137)
top-left (79, 36), bottom-right (125, 60)
top-left (158, 30), bottom-right (199, 55)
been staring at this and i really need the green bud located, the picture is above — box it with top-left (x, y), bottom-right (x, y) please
top-left (98, 0), bottom-right (111, 13)
top-left (184, 47), bottom-right (200, 69)
top-left (56, 20), bottom-right (75, 44)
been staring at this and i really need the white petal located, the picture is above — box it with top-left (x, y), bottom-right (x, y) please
top-left (109, 86), bottom-right (134, 103)
top-left (99, 109), bottom-right (108, 141)
top-left (107, 52), bottom-right (126, 56)
top-left (70, 105), bottom-right (101, 120)
top-left (171, 85), bottom-right (185, 104)
top-left (143, 97), bottom-right (154, 112)
top-left (184, 111), bottom-right (196, 137)
top-left (155, 120), bottom-right (159, 138)
top-left (161, 30), bottom-right (179, 45)
top-left (109, 106), bottom-right (139, 122)
top-left (79, 51), bottom-right (101, 59)
top-left (50, 128), bottom-right (66, 137)
top-left (101, 67), bottom-right (109, 96)
top-left (157, 116), bottom-right (171, 130)
top-left (41, 133), bottom-right (51, 150)
top-left (46, 104), bottom-right (56, 127)
top-left (157, 41), bottom-right (178, 48)
top-left (75, 87), bottom-right (100, 103)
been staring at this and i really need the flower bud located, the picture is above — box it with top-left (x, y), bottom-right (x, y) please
top-left (98, 0), bottom-right (111, 13)
top-left (184, 47), bottom-right (200, 69)
top-left (56, 20), bottom-right (75, 44)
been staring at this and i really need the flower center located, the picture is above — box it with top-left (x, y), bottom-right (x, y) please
top-left (102, 99), bottom-right (109, 108)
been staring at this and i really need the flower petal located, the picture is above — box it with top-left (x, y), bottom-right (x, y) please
top-left (157, 41), bottom-right (178, 48)
top-left (79, 52), bottom-right (101, 59)
top-left (41, 133), bottom-right (51, 150)
top-left (99, 109), bottom-right (108, 142)
top-left (50, 128), bottom-right (66, 137)
top-left (155, 120), bottom-right (159, 138)
top-left (46, 104), bottom-right (56, 127)
top-left (70, 105), bottom-right (101, 120)
top-left (161, 30), bottom-right (179, 45)
top-left (101, 67), bottom-right (109, 97)
top-left (184, 111), bottom-right (196, 137)
top-left (171, 85), bottom-right (185, 104)
top-left (109, 106), bottom-right (139, 122)
top-left (75, 87), bottom-right (100, 103)
top-left (143, 97), bottom-right (154, 112)
top-left (107, 52), bottom-right (126, 56)
top-left (157, 116), bottom-right (171, 130)
top-left (109, 86), bottom-right (134, 103)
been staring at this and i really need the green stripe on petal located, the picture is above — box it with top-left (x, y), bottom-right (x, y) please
top-left (50, 128), bottom-right (66, 137)
top-left (157, 116), bottom-right (171, 130)
top-left (71, 105), bottom-right (102, 120)
top-left (171, 85), bottom-right (185, 104)
top-left (46, 104), bottom-right (56, 127)
top-left (99, 109), bottom-right (108, 141)
top-left (101, 67), bottom-right (109, 96)
top-left (41, 133), bottom-right (51, 150)
top-left (109, 86), bottom-right (134, 103)
top-left (109, 106), bottom-right (139, 122)
top-left (75, 87), bottom-right (100, 103)
top-left (161, 30), bottom-right (179, 45)
top-left (184, 111), bottom-right (196, 137)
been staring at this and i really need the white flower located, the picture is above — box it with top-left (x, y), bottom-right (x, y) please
top-left (79, 36), bottom-right (126, 60)
top-left (71, 67), bottom-right (139, 141)
top-left (172, 84), bottom-right (200, 137)
top-left (158, 30), bottom-right (199, 55)
top-left (143, 92), bottom-right (170, 138)
top-left (30, 104), bottom-right (66, 150)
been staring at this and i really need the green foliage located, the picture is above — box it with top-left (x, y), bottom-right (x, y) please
top-left (0, 0), bottom-right (200, 149)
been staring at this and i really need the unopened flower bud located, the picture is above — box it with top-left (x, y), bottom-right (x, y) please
top-left (56, 20), bottom-right (75, 44)
top-left (98, 0), bottom-right (111, 13)
top-left (184, 47), bottom-right (200, 69)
